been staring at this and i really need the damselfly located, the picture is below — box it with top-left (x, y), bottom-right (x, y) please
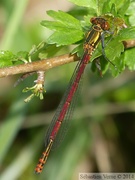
top-left (35, 15), bottom-right (125, 174)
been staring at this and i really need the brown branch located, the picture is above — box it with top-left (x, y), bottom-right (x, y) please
top-left (0, 40), bottom-right (135, 78)
top-left (0, 54), bottom-right (79, 78)
top-left (123, 40), bottom-right (135, 49)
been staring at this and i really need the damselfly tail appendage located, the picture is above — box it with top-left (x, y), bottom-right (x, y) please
top-left (35, 139), bottom-right (53, 174)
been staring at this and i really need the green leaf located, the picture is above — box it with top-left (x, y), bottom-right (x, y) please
top-left (126, 1), bottom-right (135, 26)
top-left (16, 51), bottom-right (28, 63)
top-left (47, 30), bottom-right (84, 46)
top-left (42, 10), bottom-right (82, 31)
top-left (117, 0), bottom-right (130, 16)
top-left (68, 0), bottom-right (97, 8)
top-left (98, 0), bottom-right (130, 16)
top-left (41, 10), bottom-right (84, 46)
top-left (0, 50), bottom-right (16, 67)
top-left (39, 44), bottom-right (64, 59)
top-left (68, 6), bottom-right (95, 19)
top-left (101, 0), bottom-right (112, 14)
top-left (91, 37), bottom-right (124, 63)
top-left (16, 51), bottom-right (28, 59)
top-left (110, 53), bottom-right (125, 77)
top-left (124, 48), bottom-right (135, 70)
top-left (71, 44), bottom-right (84, 57)
top-left (90, 34), bottom-right (125, 77)
top-left (105, 39), bottom-right (124, 61)
top-left (118, 27), bottom-right (135, 41)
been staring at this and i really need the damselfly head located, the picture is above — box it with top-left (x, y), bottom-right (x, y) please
top-left (90, 17), bottom-right (110, 31)
top-left (101, 14), bottom-right (127, 35)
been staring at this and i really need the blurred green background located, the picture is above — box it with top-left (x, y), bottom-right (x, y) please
top-left (0, 0), bottom-right (135, 180)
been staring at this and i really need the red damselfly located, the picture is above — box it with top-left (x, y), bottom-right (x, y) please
top-left (35, 15), bottom-right (124, 173)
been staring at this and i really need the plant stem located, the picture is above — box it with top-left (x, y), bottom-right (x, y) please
top-left (0, 54), bottom-right (79, 78)
top-left (0, 39), bottom-right (135, 78)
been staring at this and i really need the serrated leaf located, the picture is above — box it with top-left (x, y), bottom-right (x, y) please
top-left (104, 39), bottom-right (124, 61)
top-left (41, 10), bottom-right (83, 46)
top-left (47, 30), bottom-right (84, 46)
top-left (91, 37), bottom-right (124, 63)
top-left (95, 56), bottom-right (109, 75)
top-left (39, 44), bottom-right (63, 59)
top-left (71, 44), bottom-right (84, 57)
top-left (69, 6), bottom-right (95, 19)
top-left (41, 21), bottom-right (68, 31)
top-left (101, 0), bottom-right (112, 14)
top-left (118, 27), bottom-right (135, 41)
top-left (98, 0), bottom-right (130, 16)
top-left (124, 48), bottom-right (135, 70)
top-left (68, 0), bottom-right (97, 8)
top-left (13, 51), bottom-right (29, 64)
top-left (126, 1), bottom-right (135, 26)
top-left (90, 35), bottom-right (124, 77)
top-left (117, 0), bottom-right (130, 16)
top-left (0, 50), bottom-right (16, 67)
top-left (110, 54), bottom-right (125, 77)
top-left (126, 1), bottom-right (135, 15)
top-left (41, 10), bottom-right (82, 31)
top-left (17, 51), bottom-right (28, 59)
top-left (97, 0), bottom-right (109, 14)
